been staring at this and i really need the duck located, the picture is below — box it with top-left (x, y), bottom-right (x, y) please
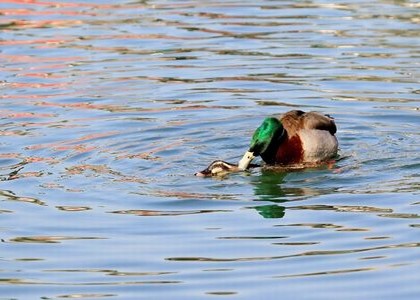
top-left (195, 160), bottom-right (260, 177)
top-left (195, 160), bottom-right (240, 177)
top-left (238, 110), bottom-right (338, 170)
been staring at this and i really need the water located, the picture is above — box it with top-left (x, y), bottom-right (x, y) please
top-left (1, 0), bottom-right (419, 299)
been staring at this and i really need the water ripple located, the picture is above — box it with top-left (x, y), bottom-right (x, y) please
top-left (166, 242), bottom-right (420, 263)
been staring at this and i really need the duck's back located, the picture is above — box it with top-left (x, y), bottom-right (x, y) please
top-left (280, 110), bottom-right (337, 136)
top-left (276, 111), bottom-right (338, 164)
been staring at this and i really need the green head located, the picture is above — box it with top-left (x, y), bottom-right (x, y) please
top-left (249, 117), bottom-right (283, 155)
top-left (238, 117), bottom-right (284, 170)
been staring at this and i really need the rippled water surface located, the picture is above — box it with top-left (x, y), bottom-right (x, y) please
top-left (1, 0), bottom-right (419, 299)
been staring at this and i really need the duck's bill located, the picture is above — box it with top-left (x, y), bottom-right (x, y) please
top-left (238, 151), bottom-right (255, 170)
top-left (194, 168), bottom-right (212, 177)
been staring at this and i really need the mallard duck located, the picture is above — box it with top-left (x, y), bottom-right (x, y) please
top-left (238, 110), bottom-right (338, 170)
top-left (195, 160), bottom-right (239, 177)
top-left (195, 160), bottom-right (259, 177)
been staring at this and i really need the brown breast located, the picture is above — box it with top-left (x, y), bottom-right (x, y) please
top-left (274, 134), bottom-right (304, 164)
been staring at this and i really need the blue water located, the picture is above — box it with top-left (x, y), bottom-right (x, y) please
top-left (0, 1), bottom-right (419, 299)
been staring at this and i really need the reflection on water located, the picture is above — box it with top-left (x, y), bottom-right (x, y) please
top-left (252, 167), bottom-right (331, 200)
top-left (166, 242), bottom-right (420, 262)
top-left (1, 0), bottom-right (419, 299)
top-left (254, 204), bottom-right (285, 219)
top-left (252, 169), bottom-right (288, 202)
top-left (9, 236), bottom-right (105, 244)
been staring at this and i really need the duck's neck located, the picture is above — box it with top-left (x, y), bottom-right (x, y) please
top-left (260, 128), bottom-right (285, 164)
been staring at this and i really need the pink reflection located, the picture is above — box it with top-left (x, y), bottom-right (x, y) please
top-left (0, 39), bottom-right (69, 46)
top-left (26, 131), bottom-right (118, 152)
top-left (17, 72), bottom-right (66, 79)
top-left (0, 53), bottom-right (82, 64)
top-left (0, 109), bottom-right (56, 118)
top-left (1, 0), bottom-right (112, 9)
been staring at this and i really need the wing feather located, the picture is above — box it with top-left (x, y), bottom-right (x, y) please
top-left (280, 110), bottom-right (336, 136)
